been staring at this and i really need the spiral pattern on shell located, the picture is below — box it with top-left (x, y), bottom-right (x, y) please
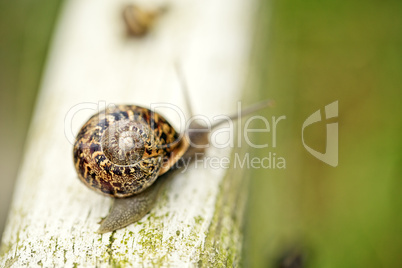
top-left (73, 105), bottom-right (185, 198)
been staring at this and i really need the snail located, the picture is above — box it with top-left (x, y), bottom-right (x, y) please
top-left (122, 4), bottom-right (168, 37)
top-left (73, 84), bottom-right (274, 233)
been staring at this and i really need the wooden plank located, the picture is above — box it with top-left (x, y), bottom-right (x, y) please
top-left (0, 0), bottom-right (256, 266)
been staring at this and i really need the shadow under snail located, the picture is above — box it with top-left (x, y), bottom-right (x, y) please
top-left (73, 90), bottom-right (274, 233)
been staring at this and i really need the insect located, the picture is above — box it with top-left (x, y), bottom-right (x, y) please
top-left (122, 4), bottom-right (167, 37)
top-left (73, 69), bottom-right (274, 233)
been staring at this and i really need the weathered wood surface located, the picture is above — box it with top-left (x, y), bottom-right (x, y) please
top-left (0, 0), bottom-right (256, 266)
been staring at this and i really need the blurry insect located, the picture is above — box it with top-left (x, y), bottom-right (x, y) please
top-left (275, 246), bottom-right (306, 268)
top-left (122, 4), bottom-right (168, 37)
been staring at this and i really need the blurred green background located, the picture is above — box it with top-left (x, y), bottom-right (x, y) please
top-left (244, 0), bottom-right (402, 267)
top-left (0, 0), bottom-right (401, 267)
top-left (0, 0), bottom-right (62, 242)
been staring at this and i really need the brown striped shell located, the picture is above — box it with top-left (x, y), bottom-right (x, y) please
top-left (73, 105), bottom-right (188, 198)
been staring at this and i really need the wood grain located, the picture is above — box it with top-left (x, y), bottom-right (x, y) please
top-left (0, 0), bottom-right (256, 266)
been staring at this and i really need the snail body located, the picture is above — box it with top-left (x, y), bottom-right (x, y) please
top-left (73, 100), bottom-right (273, 233)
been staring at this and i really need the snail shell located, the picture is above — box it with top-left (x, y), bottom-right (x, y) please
top-left (73, 105), bottom-right (188, 198)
